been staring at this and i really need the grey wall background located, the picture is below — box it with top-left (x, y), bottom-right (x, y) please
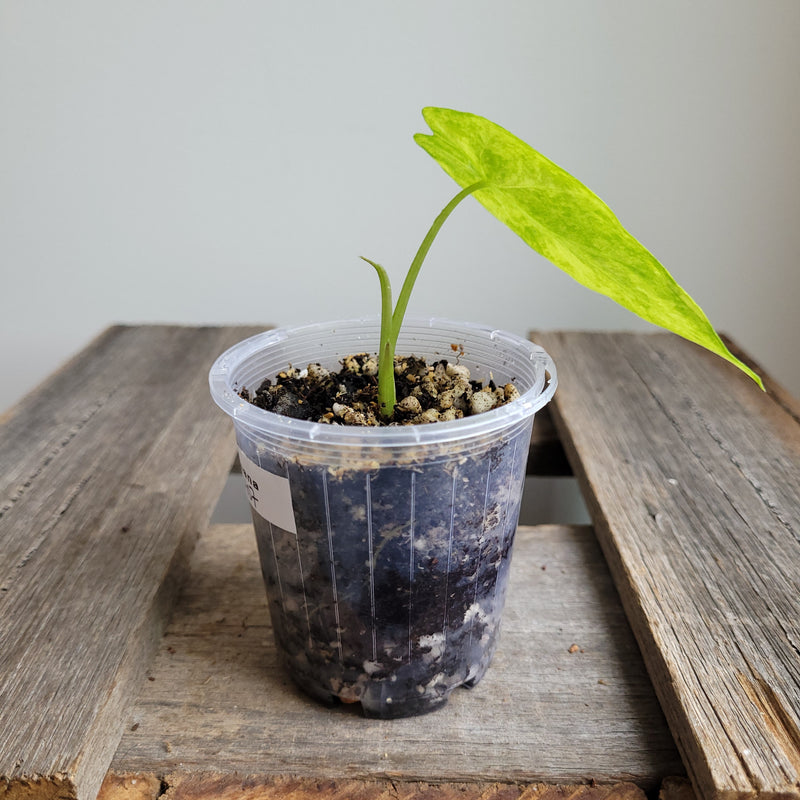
top-left (2, 1), bottom-right (798, 412)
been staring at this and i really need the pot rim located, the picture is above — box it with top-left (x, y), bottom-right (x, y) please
top-left (209, 317), bottom-right (557, 449)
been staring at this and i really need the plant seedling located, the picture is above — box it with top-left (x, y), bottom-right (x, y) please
top-left (365, 107), bottom-right (763, 419)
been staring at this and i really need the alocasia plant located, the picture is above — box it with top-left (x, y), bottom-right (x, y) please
top-left (366, 106), bottom-right (763, 418)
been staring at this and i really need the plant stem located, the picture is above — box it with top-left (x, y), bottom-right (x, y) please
top-left (391, 180), bottom-right (487, 336)
top-left (361, 257), bottom-right (397, 416)
top-left (365, 179), bottom-right (488, 420)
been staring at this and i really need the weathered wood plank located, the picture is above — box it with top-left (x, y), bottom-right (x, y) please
top-left (100, 774), bottom-right (649, 800)
top-left (109, 522), bottom-right (682, 789)
top-left (96, 773), bottom-right (162, 800)
top-left (720, 334), bottom-right (800, 426)
top-left (534, 331), bottom-right (800, 800)
top-left (0, 325), bottom-right (264, 800)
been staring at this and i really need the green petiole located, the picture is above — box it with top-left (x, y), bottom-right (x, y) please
top-left (360, 256), bottom-right (397, 418)
top-left (364, 180), bottom-right (488, 419)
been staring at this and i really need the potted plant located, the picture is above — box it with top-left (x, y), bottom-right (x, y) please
top-left (209, 107), bottom-right (761, 719)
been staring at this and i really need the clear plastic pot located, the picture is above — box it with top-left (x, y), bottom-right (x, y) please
top-left (209, 318), bottom-right (556, 718)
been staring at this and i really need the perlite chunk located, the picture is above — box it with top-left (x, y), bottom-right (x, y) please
top-left (415, 408), bottom-right (441, 424)
top-left (504, 383), bottom-right (521, 402)
top-left (469, 389), bottom-right (497, 415)
top-left (396, 395), bottom-right (422, 415)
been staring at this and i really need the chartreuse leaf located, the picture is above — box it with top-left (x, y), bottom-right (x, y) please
top-left (414, 107), bottom-right (763, 389)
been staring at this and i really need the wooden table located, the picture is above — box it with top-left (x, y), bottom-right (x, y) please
top-left (1, 326), bottom-right (798, 800)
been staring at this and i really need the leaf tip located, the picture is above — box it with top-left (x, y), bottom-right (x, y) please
top-left (419, 105), bottom-right (463, 131)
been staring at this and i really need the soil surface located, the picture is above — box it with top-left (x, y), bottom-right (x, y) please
top-left (239, 353), bottom-right (520, 426)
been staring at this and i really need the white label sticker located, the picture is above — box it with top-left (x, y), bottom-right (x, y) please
top-left (237, 449), bottom-right (297, 534)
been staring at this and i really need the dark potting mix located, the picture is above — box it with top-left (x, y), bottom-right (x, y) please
top-left (237, 354), bottom-right (528, 717)
top-left (239, 351), bottom-right (521, 426)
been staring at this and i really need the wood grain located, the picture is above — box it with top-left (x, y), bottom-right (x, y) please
top-left (96, 773), bottom-right (162, 800)
top-left (0, 325), bottom-right (264, 800)
top-left (108, 522), bottom-right (682, 790)
top-left (534, 332), bottom-right (800, 800)
top-left (127, 774), bottom-right (648, 800)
